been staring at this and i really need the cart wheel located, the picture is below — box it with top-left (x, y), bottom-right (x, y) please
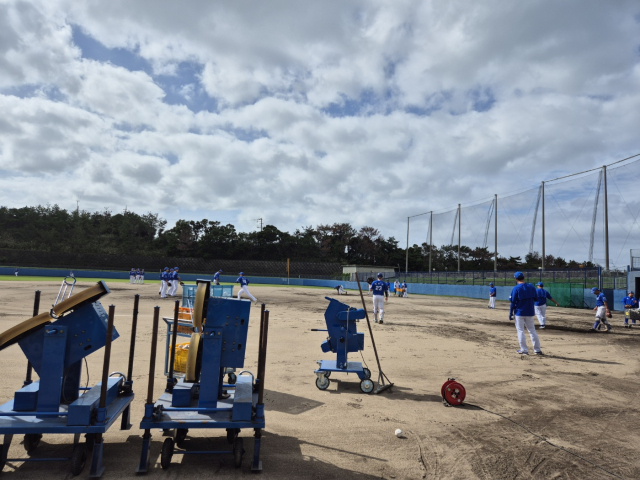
top-left (316, 375), bottom-right (330, 390)
top-left (362, 368), bottom-right (371, 379)
top-left (360, 379), bottom-right (374, 394)
top-left (227, 428), bottom-right (239, 444)
top-left (70, 443), bottom-right (87, 476)
top-left (233, 437), bottom-right (244, 468)
top-left (175, 428), bottom-right (188, 447)
top-left (161, 438), bottom-right (174, 470)
top-left (324, 371), bottom-right (331, 378)
top-left (23, 433), bottom-right (42, 453)
top-left (84, 433), bottom-right (96, 451)
top-left (228, 372), bottom-right (237, 384)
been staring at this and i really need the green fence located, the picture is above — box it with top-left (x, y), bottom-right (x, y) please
top-left (546, 283), bottom-right (585, 308)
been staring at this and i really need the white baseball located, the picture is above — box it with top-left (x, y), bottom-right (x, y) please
top-left (395, 429), bottom-right (402, 437)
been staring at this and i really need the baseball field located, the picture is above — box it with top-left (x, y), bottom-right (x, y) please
top-left (0, 279), bottom-right (638, 479)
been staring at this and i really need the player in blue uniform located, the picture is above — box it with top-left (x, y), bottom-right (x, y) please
top-left (130, 268), bottom-right (136, 284)
top-left (135, 268), bottom-right (141, 284)
top-left (160, 267), bottom-right (169, 298)
top-left (169, 267), bottom-right (181, 296)
top-left (534, 282), bottom-right (559, 329)
top-left (14, 268), bottom-right (18, 277)
top-left (236, 272), bottom-right (258, 304)
top-left (140, 268), bottom-right (145, 284)
top-left (370, 273), bottom-right (389, 323)
top-left (621, 291), bottom-right (638, 328)
top-left (488, 283), bottom-right (496, 309)
top-left (214, 269), bottom-right (222, 285)
top-left (401, 281), bottom-right (408, 298)
top-left (509, 271), bottom-right (542, 355)
top-left (590, 287), bottom-right (611, 332)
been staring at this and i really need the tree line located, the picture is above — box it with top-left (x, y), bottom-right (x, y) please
top-left (0, 205), bottom-right (595, 271)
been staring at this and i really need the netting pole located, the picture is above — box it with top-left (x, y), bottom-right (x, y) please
top-left (429, 211), bottom-right (433, 273)
top-left (457, 204), bottom-right (461, 272)
top-left (494, 194), bottom-right (498, 272)
top-left (405, 217), bottom-right (409, 274)
top-left (603, 166), bottom-right (610, 271)
top-left (541, 182), bottom-right (546, 271)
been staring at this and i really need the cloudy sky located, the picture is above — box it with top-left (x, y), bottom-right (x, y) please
top-left (1, 1), bottom-right (639, 265)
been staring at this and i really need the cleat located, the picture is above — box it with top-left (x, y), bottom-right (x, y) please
top-left (588, 328), bottom-right (597, 332)
top-left (379, 319), bottom-right (383, 324)
top-left (516, 349), bottom-right (528, 355)
top-left (539, 325), bottom-right (545, 329)
top-left (534, 351), bottom-right (544, 355)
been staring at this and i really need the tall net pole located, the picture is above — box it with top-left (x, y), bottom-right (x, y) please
top-left (405, 217), bottom-right (409, 274)
top-left (494, 194), bottom-right (498, 271)
top-left (603, 165), bottom-right (610, 271)
top-left (457, 204), bottom-right (461, 272)
top-left (541, 181), bottom-right (545, 270)
top-left (429, 211), bottom-right (433, 273)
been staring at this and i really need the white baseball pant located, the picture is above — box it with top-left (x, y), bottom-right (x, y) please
top-left (160, 280), bottom-right (168, 298)
top-left (514, 316), bottom-right (541, 354)
top-left (489, 297), bottom-right (496, 308)
top-left (237, 286), bottom-right (256, 302)
top-left (534, 304), bottom-right (547, 326)
top-left (372, 295), bottom-right (385, 320)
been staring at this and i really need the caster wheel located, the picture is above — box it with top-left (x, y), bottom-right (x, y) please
top-left (360, 379), bottom-right (374, 394)
top-left (324, 371), bottom-right (331, 378)
top-left (161, 438), bottom-right (174, 470)
top-left (227, 428), bottom-right (239, 444)
top-left (84, 433), bottom-right (96, 451)
top-left (233, 437), bottom-right (244, 468)
top-left (316, 375), bottom-right (330, 390)
top-left (70, 444), bottom-right (87, 476)
top-left (175, 428), bottom-right (188, 447)
top-left (23, 433), bottom-right (42, 453)
top-left (362, 368), bottom-right (371, 379)
top-left (228, 372), bottom-right (237, 384)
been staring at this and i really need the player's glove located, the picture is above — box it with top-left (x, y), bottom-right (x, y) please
top-left (166, 281), bottom-right (172, 286)
top-left (606, 311), bottom-right (612, 318)
top-left (508, 315), bottom-right (513, 321)
top-left (179, 281), bottom-right (185, 286)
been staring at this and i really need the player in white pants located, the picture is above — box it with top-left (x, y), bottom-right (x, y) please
top-left (509, 272), bottom-right (542, 355)
top-left (370, 273), bottom-right (389, 324)
top-left (236, 272), bottom-right (258, 304)
top-left (169, 267), bottom-right (181, 296)
top-left (488, 283), bottom-right (496, 308)
top-left (534, 282), bottom-right (559, 328)
top-left (130, 268), bottom-right (136, 284)
top-left (140, 268), bottom-right (145, 284)
top-left (160, 267), bottom-right (169, 298)
top-left (213, 270), bottom-right (222, 285)
top-left (590, 287), bottom-right (611, 332)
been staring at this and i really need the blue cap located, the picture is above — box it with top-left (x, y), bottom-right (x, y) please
top-left (536, 282), bottom-right (543, 287)
top-left (591, 287), bottom-right (600, 293)
top-left (239, 272), bottom-right (244, 275)
top-left (219, 269), bottom-right (223, 273)
top-left (489, 282), bottom-right (494, 286)
top-left (174, 267), bottom-right (179, 270)
top-left (164, 267), bottom-right (169, 270)
top-left (514, 271), bottom-right (524, 280)
top-left (377, 272), bottom-right (383, 278)
top-left (629, 291), bottom-right (634, 295)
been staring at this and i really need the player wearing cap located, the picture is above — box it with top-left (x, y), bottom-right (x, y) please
top-left (590, 287), bottom-right (611, 332)
top-left (140, 268), bottom-right (145, 284)
top-left (130, 268), bottom-right (136, 284)
top-left (370, 273), bottom-right (389, 324)
top-left (160, 267), bottom-right (169, 298)
top-left (488, 283), bottom-right (496, 309)
top-left (534, 282), bottom-right (559, 329)
top-left (214, 269), bottom-right (223, 285)
top-left (509, 271), bottom-right (542, 355)
top-left (333, 284), bottom-right (347, 295)
top-left (622, 291), bottom-right (638, 328)
top-left (236, 272), bottom-right (258, 305)
top-left (169, 267), bottom-right (181, 296)
top-left (135, 268), bottom-right (141, 284)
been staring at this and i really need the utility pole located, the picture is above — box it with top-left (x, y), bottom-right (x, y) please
top-left (603, 165), bottom-right (610, 271)
top-left (457, 203), bottom-right (461, 272)
top-left (405, 217), bottom-right (409, 274)
top-left (494, 194), bottom-right (498, 271)
top-left (429, 211), bottom-right (433, 272)
top-left (256, 218), bottom-right (263, 231)
top-left (541, 181), bottom-right (545, 271)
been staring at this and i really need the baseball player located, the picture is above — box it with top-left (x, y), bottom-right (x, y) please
top-left (130, 268), bottom-right (136, 284)
top-left (135, 268), bottom-right (141, 284)
top-left (401, 281), bottom-right (408, 298)
top-left (386, 280), bottom-right (391, 293)
top-left (236, 272), bottom-right (258, 304)
top-left (140, 268), bottom-right (145, 284)
top-left (160, 267), bottom-right (169, 298)
top-left (169, 267), bottom-right (181, 296)
top-left (214, 269), bottom-right (222, 285)
top-left (590, 287), bottom-right (612, 332)
top-left (488, 283), bottom-right (496, 309)
top-left (14, 268), bottom-right (18, 277)
top-left (622, 291), bottom-right (638, 328)
top-left (334, 285), bottom-right (347, 295)
top-left (394, 280), bottom-right (400, 296)
top-left (533, 282), bottom-right (559, 329)
top-left (370, 273), bottom-right (389, 323)
top-left (509, 271), bottom-right (542, 355)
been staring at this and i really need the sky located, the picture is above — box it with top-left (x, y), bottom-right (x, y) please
top-left (1, 1), bottom-right (639, 267)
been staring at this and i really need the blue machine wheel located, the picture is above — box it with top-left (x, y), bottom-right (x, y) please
top-left (175, 428), bottom-right (188, 447)
top-left (363, 368), bottom-right (371, 379)
top-left (85, 433), bottom-right (96, 451)
top-left (233, 437), bottom-right (244, 468)
top-left (23, 434), bottom-right (42, 453)
top-left (316, 375), bottom-right (330, 390)
top-left (360, 379), bottom-right (374, 394)
top-left (227, 428), bottom-right (240, 444)
top-left (70, 443), bottom-right (87, 476)
top-left (228, 372), bottom-right (237, 384)
top-left (161, 438), bottom-right (174, 470)
top-left (324, 371), bottom-right (331, 378)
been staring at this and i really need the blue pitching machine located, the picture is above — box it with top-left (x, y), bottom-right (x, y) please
top-left (312, 297), bottom-right (374, 393)
top-left (0, 280), bottom-right (139, 477)
top-left (137, 279), bottom-right (269, 473)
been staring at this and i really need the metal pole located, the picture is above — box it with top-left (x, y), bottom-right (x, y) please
top-left (603, 165), bottom-right (610, 271)
top-left (99, 305), bottom-right (116, 409)
top-left (405, 217), bottom-right (409, 274)
top-left (257, 310), bottom-right (270, 405)
top-left (494, 195), bottom-right (498, 272)
top-left (166, 300), bottom-right (180, 391)
top-left (147, 307), bottom-right (160, 405)
top-left (126, 294), bottom-right (140, 383)
top-left (541, 182), bottom-right (545, 270)
top-left (457, 204), bottom-right (461, 272)
top-left (429, 211), bottom-right (433, 273)
top-left (24, 290), bottom-right (41, 386)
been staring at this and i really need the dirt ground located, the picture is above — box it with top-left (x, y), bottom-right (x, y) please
top-left (0, 280), bottom-right (638, 479)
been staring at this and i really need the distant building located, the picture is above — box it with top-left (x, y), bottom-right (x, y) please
top-left (342, 265), bottom-right (396, 282)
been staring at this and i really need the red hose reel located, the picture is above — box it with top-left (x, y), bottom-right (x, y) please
top-left (441, 378), bottom-right (466, 406)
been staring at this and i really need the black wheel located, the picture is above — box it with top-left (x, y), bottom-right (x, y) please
top-left (23, 433), bottom-right (42, 453)
top-left (233, 437), bottom-right (244, 468)
top-left (161, 438), bottom-right (174, 470)
top-left (227, 428), bottom-right (239, 444)
top-left (360, 379), bottom-right (374, 394)
top-left (362, 368), bottom-right (371, 379)
top-left (316, 376), bottom-right (330, 390)
top-left (228, 372), bottom-right (237, 384)
top-left (175, 428), bottom-right (188, 447)
top-left (84, 433), bottom-right (96, 451)
top-left (70, 444), bottom-right (87, 476)
top-left (324, 371), bottom-right (331, 378)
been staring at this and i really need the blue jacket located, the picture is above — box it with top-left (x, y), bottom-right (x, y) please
top-left (534, 288), bottom-right (552, 306)
top-left (510, 283), bottom-right (537, 316)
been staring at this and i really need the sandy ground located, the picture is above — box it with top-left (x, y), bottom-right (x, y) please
top-left (0, 280), bottom-right (639, 479)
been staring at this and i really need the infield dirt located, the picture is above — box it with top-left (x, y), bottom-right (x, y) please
top-left (0, 280), bottom-right (638, 479)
